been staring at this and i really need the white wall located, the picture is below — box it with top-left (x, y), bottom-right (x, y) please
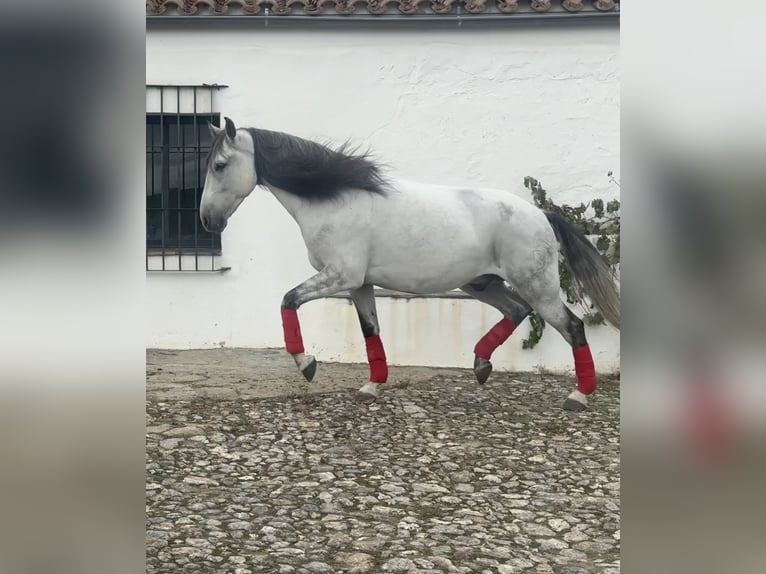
top-left (146, 23), bottom-right (620, 373)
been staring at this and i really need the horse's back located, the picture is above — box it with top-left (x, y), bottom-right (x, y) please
top-left (381, 179), bottom-right (551, 238)
top-left (360, 179), bottom-right (554, 293)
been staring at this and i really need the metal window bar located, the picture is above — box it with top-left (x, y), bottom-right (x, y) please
top-left (160, 87), bottom-right (165, 271)
top-left (146, 84), bottom-right (230, 273)
top-left (177, 87), bottom-right (182, 272)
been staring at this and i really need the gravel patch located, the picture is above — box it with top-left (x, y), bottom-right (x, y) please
top-left (147, 349), bottom-right (620, 573)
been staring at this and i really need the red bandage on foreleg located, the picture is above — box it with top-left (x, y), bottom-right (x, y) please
top-left (281, 309), bottom-right (304, 354)
top-left (474, 318), bottom-right (517, 360)
top-left (573, 344), bottom-right (597, 395)
top-left (365, 335), bottom-right (388, 383)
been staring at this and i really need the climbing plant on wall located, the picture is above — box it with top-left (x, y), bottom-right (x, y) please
top-left (521, 174), bottom-right (620, 349)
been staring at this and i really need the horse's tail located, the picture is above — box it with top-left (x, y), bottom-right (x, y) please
top-left (544, 211), bottom-right (620, 329)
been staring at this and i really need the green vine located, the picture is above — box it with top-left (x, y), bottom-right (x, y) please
top-left (520, 173), bottom-right (621, 349)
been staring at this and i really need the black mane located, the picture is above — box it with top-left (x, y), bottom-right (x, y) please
top-left (244, 128), bottom-right (389, 201)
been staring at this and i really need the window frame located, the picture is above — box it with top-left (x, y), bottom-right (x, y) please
top-left (146, 84), bottom-right (229, 273)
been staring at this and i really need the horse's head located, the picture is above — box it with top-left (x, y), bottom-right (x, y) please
top-left (200, 117), bottom-right (257, 233)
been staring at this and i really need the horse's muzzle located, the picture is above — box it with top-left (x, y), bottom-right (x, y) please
top-left (200, 213), bottom-right (227, 234)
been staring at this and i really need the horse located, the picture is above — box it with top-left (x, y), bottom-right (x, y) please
top-left (200, 117), bottom-right (620, 411)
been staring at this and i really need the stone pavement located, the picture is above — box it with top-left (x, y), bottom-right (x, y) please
top-left (147, 349), bottom-right (620, 574)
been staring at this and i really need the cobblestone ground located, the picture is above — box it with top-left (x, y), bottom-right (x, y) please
top-left (147, 349), bottom-right (620, 574)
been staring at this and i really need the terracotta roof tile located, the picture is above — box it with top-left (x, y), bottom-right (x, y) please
top-left (146, 0), bottom-right (619, 17)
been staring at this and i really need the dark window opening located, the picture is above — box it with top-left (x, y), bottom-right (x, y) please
top-left (146, 113), bottom-right (221, 253)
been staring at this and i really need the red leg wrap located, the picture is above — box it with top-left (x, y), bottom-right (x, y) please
top-left (573, 344), bottom-right (597, 395)
top-left (474, 318), bottom-right (517, 360)
top-left (281, 309), bottom-right (304, 355)
top-left (365, 335), bottom-right (388, 383)
top-left (684, 377), bottom-right (739, 463)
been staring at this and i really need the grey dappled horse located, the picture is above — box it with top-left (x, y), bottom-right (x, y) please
top-left (200, 117), bottom-right (620, 411)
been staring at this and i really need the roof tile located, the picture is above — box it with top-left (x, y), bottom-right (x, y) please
top-left (146, 0), bottom-right (619, 17)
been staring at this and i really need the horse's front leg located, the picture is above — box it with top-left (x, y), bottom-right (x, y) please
top-left (281, 267), bottom-right (362, 381)
top-left (350, 284), bottom-right (388, 403)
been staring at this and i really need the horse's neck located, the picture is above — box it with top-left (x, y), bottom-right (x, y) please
top-left (267, 184), bottom-right (311, 227)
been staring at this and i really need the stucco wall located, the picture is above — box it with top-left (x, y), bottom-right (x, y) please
top-left (145, 23), bottom-right (620, 373)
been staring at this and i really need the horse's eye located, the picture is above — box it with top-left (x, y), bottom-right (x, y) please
top-left (214, 161), bottom-right (227, 172)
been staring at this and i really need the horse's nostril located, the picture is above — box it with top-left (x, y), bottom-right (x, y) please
top-left (201, 214), bottom-right (209, 229)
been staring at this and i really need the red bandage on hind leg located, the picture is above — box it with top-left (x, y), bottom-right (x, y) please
top-left (573, 344), bottom-right (598, 395)
top-left (281, 309), bottom-right (304, 354)
top-left (365, 335), bottom-right (388, 383)
top-left (474, 318), bottom-right (517, 360)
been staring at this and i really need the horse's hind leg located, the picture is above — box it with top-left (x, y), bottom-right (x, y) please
top-left (510, 278), bottom-right (597, 411)
top-left (461, 275), bottom-right (533, 385)
top-left (350, 284), bottom-right (388, 403)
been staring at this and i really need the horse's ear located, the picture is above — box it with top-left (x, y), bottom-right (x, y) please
top-left (208, 122), bottom-right (222, 138)
top-left (224, 117), bottom-right (237, 140)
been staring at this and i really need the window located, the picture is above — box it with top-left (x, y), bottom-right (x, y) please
top-left (146, 84), bottom-right (229, 272)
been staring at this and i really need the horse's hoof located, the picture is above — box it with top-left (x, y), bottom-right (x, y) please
top-left (356, 382), bottom-right (382, 403)
top-left (474, 356), bottom-right (493, 385)
top-left (563, 398), bottom-right (589, 412)
top-left (355, 391), bottom-right (378, 404)
top-left (301, 357), bottom-right (317, 382)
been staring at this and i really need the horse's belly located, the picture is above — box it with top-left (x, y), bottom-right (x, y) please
top-left (366, 246), bottom-right (496, 294)
top-left (367, 272), bottom-right (477, 294)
